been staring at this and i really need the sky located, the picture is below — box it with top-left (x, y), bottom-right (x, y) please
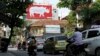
top-left (34, 0), bottom-right (70, 18)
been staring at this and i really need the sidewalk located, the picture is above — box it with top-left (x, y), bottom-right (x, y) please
top-left (8, 47), bottom-right (17, 51)
top-left (0, 52), bottom-right (15, 56)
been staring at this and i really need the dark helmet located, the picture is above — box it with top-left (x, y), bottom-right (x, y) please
top-left (31, 36), bottom-right (35, 39)
top-left (75, 27), bottom-right (80, 31)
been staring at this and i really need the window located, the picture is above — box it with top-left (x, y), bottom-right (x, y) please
top-left (45, 39), bottom-right (48, 43)
top-left (82, 31), bottom-right (87, 39)
top-left (54, 11), bottom-right (56, 13)
top-left (56, 36), bottom-right (67, 40)
top-left (87, 30), bottom-right (99, 38)
top-left (46, 37), bottom-right (54, 43)
top-left (49, 37), bottom-right (54, 41)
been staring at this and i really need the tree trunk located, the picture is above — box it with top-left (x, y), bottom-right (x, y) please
top-left (83, 21), bottom-right (92, 30)
top-left (6, 26), bottom-right (14, 49)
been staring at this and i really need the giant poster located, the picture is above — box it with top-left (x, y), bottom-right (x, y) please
top-left (26, 4), bottom-right (52, 19)
top-left (45, 25), bottom-right (61, 33)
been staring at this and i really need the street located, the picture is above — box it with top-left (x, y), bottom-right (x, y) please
top-left (10, 50), bottom-right (63, 56)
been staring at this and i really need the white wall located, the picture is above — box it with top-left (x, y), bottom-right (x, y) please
top-left (52, 8), bottom-right (59, 20)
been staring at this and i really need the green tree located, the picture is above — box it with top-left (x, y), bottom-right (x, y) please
top-left (64, 11), bottom-right (77, 36)
top-left (58, 0), bottom-right (92, 10)
top-left (0, 0), bottom-right (32, 49)
top-left (58, 0), bottom-right (100, 29)
top-left (67, 11), bottom-right (77, 27)
top-left (58, 0), bottom-right (92, 29)
top-left (78, 0), bottom-right (100, 28)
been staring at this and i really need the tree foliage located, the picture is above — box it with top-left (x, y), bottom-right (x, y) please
top-left (79, 0), bottom-right (100, 24)
top-left (0, 0), bottom-right (31, 27)
top-left (67, 11), bottom-right (77, 26)
top-left (0, 0), bottom-right (32, 49)
top-left (58, 0), bottom-right (100, 20)
top-left (58, 0), bottom-right (100, 29)
top-left (58, 0), bottom-right (92, 10)
top-left (66, 11), bottom-right (77, 36)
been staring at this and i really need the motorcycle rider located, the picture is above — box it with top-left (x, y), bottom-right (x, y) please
top-left (17, 42), bottom-right (21, 50)
top-left (27, 36), bottom-right (37, 56)
top-left (22, 41), bottom-right (27, 51)
top-left (67, 27), bottom-right (83, 55)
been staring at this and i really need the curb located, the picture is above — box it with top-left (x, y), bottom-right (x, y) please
top-left (0, 52), bottom-right (15, 56)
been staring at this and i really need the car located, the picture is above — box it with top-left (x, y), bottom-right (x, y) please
top-left (43, 35), bottom-right (68, 54)
top-left (82, 28), bottom-right (100, 56)
top-left (36, 38), bottom-right (45, 51)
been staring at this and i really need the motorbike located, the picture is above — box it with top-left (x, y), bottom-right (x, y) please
top-left (63, 39), bottom-right (88, 56)
top-left (17, 42), bottom-right (21, 50)
top-left (22, 45), bottom-right (26, 51)
top-left (27, 45), bottom-right (37, 56)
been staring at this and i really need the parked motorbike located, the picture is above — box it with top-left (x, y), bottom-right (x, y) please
top-left (63, 39), bottom-right (88, 56)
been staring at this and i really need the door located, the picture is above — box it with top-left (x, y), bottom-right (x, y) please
top-left (83, 30), bottom-right (99, 42)
top-left (82, 30), bottom-right (100, 51)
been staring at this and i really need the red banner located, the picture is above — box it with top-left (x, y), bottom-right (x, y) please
top-left (26, 4), bottom-right (52, 19)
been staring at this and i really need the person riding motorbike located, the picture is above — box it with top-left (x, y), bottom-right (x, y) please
top-left (65, 28), bottom-right (85, 56)
top-left (22, 41), bottom-right (27, 51)
top-left (27, 36), bottom-right (37, 56)
top-left (17, 42), bottom-right (21, 50)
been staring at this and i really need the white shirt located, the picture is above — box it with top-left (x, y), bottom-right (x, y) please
top-left (70, 31), bottom-right (83, 45)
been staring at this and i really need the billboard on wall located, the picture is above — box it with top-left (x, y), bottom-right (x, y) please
top-left (45, 25), bottom-right (61, 33)
top-left (26, 4), bottom-right (52, 19)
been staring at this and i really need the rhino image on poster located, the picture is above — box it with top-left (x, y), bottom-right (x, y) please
top-left (26, 4), bottom-right (52, 19)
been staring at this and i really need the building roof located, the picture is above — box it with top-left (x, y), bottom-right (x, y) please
top-left (30, 19), bottom-right (68, 27)
top-left (61, 16), bottom-right (68, 20)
